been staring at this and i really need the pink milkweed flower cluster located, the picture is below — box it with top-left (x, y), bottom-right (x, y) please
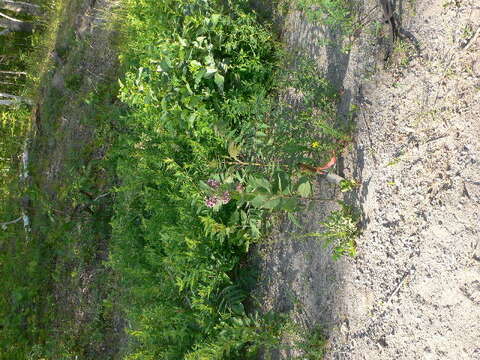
top-left (204, 192), bottom-right (231, 208)
top-left (205, 196), bottom-right (219, 208)
top-left (207, 179), bottom-right (220, 189)
top-left (221, 191), bottom-right (230, 204)
top-left (204, 179), bottom-right (231, 208)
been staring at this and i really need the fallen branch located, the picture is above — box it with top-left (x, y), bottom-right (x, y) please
top-left (0, 216), bottom-right (22, 230)
top-left (0, 70), bottom-right (27, 75)
top-left (0, 10), bottom-right (34, 32)
top-left (386, 267), bottom-right (415, 304)
top-left (0, 0), bottom-right (42, 16)
top-left (0, 91), bottom-right (33, 105)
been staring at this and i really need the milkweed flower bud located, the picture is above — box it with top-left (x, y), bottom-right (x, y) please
top-left (207, 179), bottom-right (220, 189)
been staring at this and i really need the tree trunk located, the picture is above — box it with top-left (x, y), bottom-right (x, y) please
top-left (0, 11), bottom-right (34, 32)
top-left (0, 0), bottom-right (41, 16)
top-left (0, 70), bottom-right (26, 75)
top-left (0, 92), bottom-right (32, 105)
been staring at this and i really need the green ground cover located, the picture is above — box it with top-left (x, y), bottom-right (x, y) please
top-left (110, 0), bottom-right (355, 358)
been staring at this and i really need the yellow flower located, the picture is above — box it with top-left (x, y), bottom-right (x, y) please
top-left (311, 141), bottom-right (320, 149)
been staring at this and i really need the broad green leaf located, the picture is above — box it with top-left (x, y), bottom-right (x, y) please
top-left (297, 181), bottom-right (312, 197)
top-left (249, 220), bottom-right (260, 238)
top-left (232, 302), bottom-right (245, 315)
top-left (198, 181), bottom-right (212, 191)
top-left (204, 66), bottom-right (217, 79)
top-left (251, 177), bottom-right (271, 192)
top-left (261, 197), bottom-right (281, 210)
top-left (250, 194), bottom-right (268, 207)
top-left (276, 172), bottom-right (290, 193)
top-left (210, 14), bottom-right (221, 27)
top-left (279, 197), bottom-right (300, 212)
top-left (156, 60), bottom-right (170, 73)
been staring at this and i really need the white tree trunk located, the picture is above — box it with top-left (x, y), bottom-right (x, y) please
top-left (0, 92), bottom-right (32, 105)
top-left (0, 70), bottom-right (27, 75)
top-left (0, 0), bottom-right (41, 16)
top-left (0, 10), bottom-right (34, 32)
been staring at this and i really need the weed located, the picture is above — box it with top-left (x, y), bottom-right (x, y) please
top-left (321, 201), bottom-right (359, 259)
top-left (295, 325), bottom-right (328, 359)
top-left (297, 0), bottom-right (354, 34)
top-left (461, 23), bottom-right (475, 44)
top-left (302, 201), bottom-right (359, 259)
top-left (387, 155), bottom-right (402, 166)
top-left (386, 39), bottom-right (416, 69)
top-left (442, 0), bottom-right (461, 8)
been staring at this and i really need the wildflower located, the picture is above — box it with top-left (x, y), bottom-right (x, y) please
top-left (220, 191), bottom-right (231, 205)
top-left (207, 179), bottom-right (220, 189)
top-left (311, 141), bottom-right (320, 149)
top-left (235, 183), bottom-right (244, 193)
top-left (205, 196), bottom-right (219, 208)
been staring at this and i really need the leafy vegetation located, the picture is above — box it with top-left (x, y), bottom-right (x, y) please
top-left (109, 1), bottom-right (283, 358)
top-left (296, 0), bottom-right (355, 35)
top-left (109, 0), bottom-right (359, 357)
top-left (0, 0), bottom-right (360, 358)
top-left (301, 201), bottom-right (359, 259)
top-left (321, 201), bottom-right (358, 259)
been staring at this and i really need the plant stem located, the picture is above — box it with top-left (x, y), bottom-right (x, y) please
top-left (318, 172), bottom-right (345, 185)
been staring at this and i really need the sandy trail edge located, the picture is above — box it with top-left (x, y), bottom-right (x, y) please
top-left (256, 1), bottom-right (480, 359)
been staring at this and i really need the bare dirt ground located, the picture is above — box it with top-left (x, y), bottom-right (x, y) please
top-left (257, 1), bottom-right (480, 359)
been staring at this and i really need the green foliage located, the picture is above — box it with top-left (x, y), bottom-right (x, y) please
top-left (296, 0), bottom-right (355, 34)
top-left (185, 312), bottom-right (289, 360)
top-left (214, 56), bottom-right (349, 213)
top-left (109, 0), bottom-right (290, 358)
top-left (320, 201), bottom-right (359, 259)
top-left (299, 200), bottom-right (359, 260)
top-left (0, 1), bottom-right (123, 358)
top-left (339, 178), bottom-right (359, 192)
top-left (0, 0), bottom-right (359, 358)
top-left (110, 0), bottom-right (357, 357)
top-left (294, 325), bottom-right (328, 359)
top-left (0, 6), bottom-right (61, 356)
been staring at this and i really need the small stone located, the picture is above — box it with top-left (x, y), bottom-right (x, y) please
top-left (473, 61), bottom-right (480, 77)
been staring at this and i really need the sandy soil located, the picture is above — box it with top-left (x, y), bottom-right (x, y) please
top-left (257, 1), bottom-right (480, 359)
